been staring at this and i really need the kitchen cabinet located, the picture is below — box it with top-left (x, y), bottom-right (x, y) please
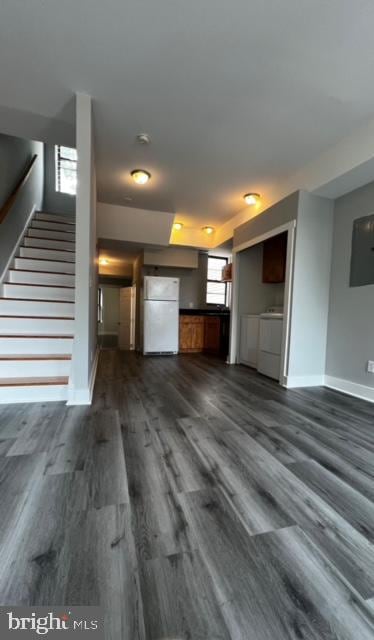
top-left (239, 315), bottom-right (259, 367)
top-left (204, 317), bottom-right (221, 353)
top-left (262, 232), bottom-right (287, 283)
top-left (179, 316), bottom-right (205, 352)
top-left (179, 314), bottom-right (227, 354)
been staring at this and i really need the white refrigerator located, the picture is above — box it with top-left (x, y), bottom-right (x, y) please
top-left (143, 276), bottom-right (180, 355)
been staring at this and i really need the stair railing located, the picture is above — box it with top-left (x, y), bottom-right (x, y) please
top-left (0, 154), bottom-right (38, 224)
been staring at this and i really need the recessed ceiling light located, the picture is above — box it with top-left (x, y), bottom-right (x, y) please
top-left (202, 226), bottom-right (215, 235)
top-left (99, 258), bottom-right (109, 266)
top-left (244, 192), bottom-right (260, 206)
top-left (136, 133), bottom-right (151, 145)
top-left (131, 169), bottom-right (151, 184)
top-left (173, 222), bottom-right (183, 231)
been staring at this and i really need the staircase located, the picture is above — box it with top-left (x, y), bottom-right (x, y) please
top-left (0, 211), bottom-right (75, 403)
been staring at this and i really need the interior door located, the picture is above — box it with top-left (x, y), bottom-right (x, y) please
top-left (119, 287), bottom-right (132, 350)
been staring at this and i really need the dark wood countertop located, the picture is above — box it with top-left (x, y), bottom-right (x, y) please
top-left (179, 309), bottom-right (230, 317)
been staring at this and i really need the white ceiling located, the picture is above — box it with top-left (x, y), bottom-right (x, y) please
top-left (1, 0), bottom-right (374, 226)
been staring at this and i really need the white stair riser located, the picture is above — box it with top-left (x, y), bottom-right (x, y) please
top-left (0, 299), bottom-right (74, 317)
top-left (0, 385), bottom-right (68, 404)
top-left (35, 212), bottom-right (75, 225)
top-left (3, 284), bottom-right (75, 301)
top-left (28, 228), bottom-right (75, 241)
top-left (0, 359), bottom-right (71, 378)
top-left (19, 247), bottom-right (75, 262)
top-left (8, 270), bottom-right (75, 287)
top-left (0, 337), bottom-right (73, 355)
top-left (14, 258), bottom-right (75, 274)
top-left (24, 236), bottom-right (75, 251)
top-left (0, 317), bottom-right (74, 334)
top-left (32, 220), bottom-right (75, 233)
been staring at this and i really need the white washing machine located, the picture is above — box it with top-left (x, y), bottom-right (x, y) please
top-left (257, 312), bottom-right (284, 380)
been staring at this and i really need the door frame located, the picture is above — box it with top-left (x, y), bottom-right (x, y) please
top-left (130, 284), bottom-right (136, 350)
top-left (228, 220), bottom-right (296, 387)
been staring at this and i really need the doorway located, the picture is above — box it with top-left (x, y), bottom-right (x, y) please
top-left (229, 221), bottom-right (296, 386)
top-left (119, 285), bottom-right (136, 351)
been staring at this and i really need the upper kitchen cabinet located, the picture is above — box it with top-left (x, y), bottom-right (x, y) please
top-left (262, 232), bottom-right (287, 283)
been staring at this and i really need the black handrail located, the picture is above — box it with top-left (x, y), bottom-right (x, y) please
top-left (0, 154), bottom-right (38, 224)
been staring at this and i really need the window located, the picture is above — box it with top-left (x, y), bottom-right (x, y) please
top-left (55, 145), bottom-right (77, 195)
top-left (206, 256), bottom-right (228, 305)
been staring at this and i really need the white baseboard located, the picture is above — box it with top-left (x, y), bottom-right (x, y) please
top-left (284, 375), bottom-right (325, 388)
top-left (0, 204), bottom-right (37, 286)
top-left (66, 347), bottom-right (99, 405)
top-left (324, 375), bottom-right (374, 404)
top-left (0, 384), bottom-right (68, 404)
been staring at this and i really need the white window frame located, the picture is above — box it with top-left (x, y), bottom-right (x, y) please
top-left (206, 256), bottom-right (228, 306)
top-left (55, 145), bottom-right (77, 195)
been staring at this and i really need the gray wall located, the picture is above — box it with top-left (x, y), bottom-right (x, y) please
top-left (143, 253), bottom-right (209, 309)
top-left (326, 181), bottom-right (374, 388)
top-left (237, 243), bottom-right (284, 316)
top-left (0, 133), bottom-right (44, 277)
top-left (288, 191), bottom-right (334, 381)
top-left (43, 143), bottom-right (76, 215)
top-left (234, 191), bottom-right (299, 247)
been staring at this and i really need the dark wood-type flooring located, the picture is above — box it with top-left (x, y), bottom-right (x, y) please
top-left (1, 350), bottom-right (374, 639)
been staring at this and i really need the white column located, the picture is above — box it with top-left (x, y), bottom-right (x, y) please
top-left (67, 93), bottom-right (98, 404)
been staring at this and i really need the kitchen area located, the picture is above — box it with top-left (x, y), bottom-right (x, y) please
top-left (141, 249), bottom-right (232, 360)
top-left (99, 233), bottom-right (289, 373)
top-left (179, 308), bottom-right (230, 357)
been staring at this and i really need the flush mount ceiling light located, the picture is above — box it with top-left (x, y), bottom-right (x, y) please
top-left (131, 169), bottom-right (151, 185)
top-left (202, 226), bottom-right (215, 235)
top-left (173, 222), bottom-right (183, 231)
top-left (244, 192), bottom-right (260, 206)
top-left (136, 133), bottom-right (151, 145)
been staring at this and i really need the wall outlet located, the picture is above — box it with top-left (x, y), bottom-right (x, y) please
top-left (367, 360), bottom-right (374, 373)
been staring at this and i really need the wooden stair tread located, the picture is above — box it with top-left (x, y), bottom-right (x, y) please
top-left (0, 334), bottom-right (74, 338)
top-left (0, 315), bottom-right (74, 319)
top-left (0, 298), bottom-right (74, 303)
top-left (0, 354), bottom-right (71, 360)
top-left (21, 245), bottom-right (75, 253)
top-left (31, 224), bottom-right (75, 232)
top-left (26, 235), bottom-right (75, 243)
top-left (0, 376), bottom-right (69, 387)
top-left (9, 269), bottom-right (74, 276)
top-left (34, 218), bottom-right (75, 226)
top-left (15, 257), bottom-right (75, 264)
top-left (4, 282), bottom-right (74, 289)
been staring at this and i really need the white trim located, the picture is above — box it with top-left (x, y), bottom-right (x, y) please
top-left (0, 204), bottom-right (37, 286)
top-left (284, 375), bottom-right (325, 388)
top-left (233, 221), bottom-right (296, 255)
top-left (324, 375), bottom-right (374, 404)
top-left (66, 347), bottom-right (99, 405)
top-left (279, 222), bottom-right (296, 385)
top-left (228, 220), bottom-right (296, 376)
top-left (0, 384), bottom-right (68, 404)
top-left (227, 251), bottom-right (239, 364)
